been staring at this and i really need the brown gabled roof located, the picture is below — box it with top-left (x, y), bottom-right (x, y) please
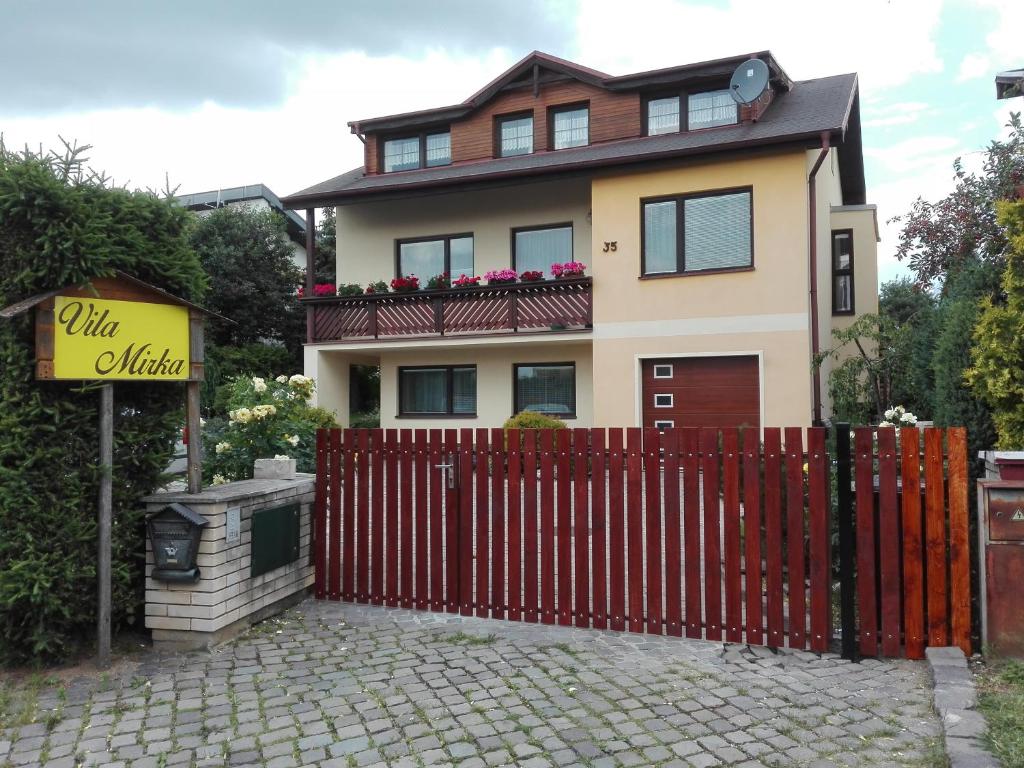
top-left (284, 72), bottom-right (865, 209)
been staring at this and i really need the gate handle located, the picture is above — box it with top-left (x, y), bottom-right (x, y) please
top-left (435, 453), bottom-right (456, 489)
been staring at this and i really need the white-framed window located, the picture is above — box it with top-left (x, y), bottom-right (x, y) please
top-left (654, 393), bottom-right (673, 408)
top-left (654, 420), bottom-right (675, 430)
top-left (653, 363), bottom-right (673, 379)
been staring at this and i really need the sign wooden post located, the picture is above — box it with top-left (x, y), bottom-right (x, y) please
top-left (97, 383), bottom-right (113, 669)
top-left (0, 272), bottom-right (224, 669)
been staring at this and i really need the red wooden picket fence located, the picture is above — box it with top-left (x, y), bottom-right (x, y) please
top-left (313, 426), bottom-right (971, 659)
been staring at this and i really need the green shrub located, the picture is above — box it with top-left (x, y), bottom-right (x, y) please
top-left (336, 283), bottom-right (363, 297)
top-left (201, 341), bottom-right (294, 416)
top-left (0, 141), bottom-right (205, 664)
top-left (350, 410), bottom-right (380, 429)
top-left (202, 375), bottom-right (337, 482)
top-left (502, 411), bottom-right (568, 431)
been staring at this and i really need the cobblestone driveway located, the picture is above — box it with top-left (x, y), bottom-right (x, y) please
top-left (2, 600), bottom-right (942, 768)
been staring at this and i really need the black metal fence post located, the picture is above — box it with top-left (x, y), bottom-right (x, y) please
top-left (835, 422), bottom-right (857, 660)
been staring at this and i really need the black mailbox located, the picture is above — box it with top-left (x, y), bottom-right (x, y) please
top-left (147, 503), bottom-right (208, 583)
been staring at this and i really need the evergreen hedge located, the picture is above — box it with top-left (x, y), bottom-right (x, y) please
top-left (0, 142), bottom-right (206, 664)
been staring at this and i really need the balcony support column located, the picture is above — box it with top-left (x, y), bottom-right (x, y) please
top-left (305, 208), bottom-right (315, 344)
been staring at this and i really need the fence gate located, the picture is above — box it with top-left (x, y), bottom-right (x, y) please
top-left (314, 426), bottom-right (971, 659)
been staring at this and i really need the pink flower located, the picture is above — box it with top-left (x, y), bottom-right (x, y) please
top-left (453, 274), bottom-right (481, 287)
top-left (551, 261), bottom-right (586, 278)
top-left (484, 269), bottom-right (518, 284)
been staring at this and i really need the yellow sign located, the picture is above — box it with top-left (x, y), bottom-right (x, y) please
top-left (53, 296), bottom-right (190, 380)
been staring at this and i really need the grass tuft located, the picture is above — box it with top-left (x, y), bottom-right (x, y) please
top-left (977, 659), bottom-right (1024, 766)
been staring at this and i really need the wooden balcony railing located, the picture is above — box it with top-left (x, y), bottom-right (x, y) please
top-left (303, 277), bottom-right (592, 343)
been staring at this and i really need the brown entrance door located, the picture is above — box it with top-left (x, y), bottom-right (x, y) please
top-left (642, 356), bottom-right (760, 431)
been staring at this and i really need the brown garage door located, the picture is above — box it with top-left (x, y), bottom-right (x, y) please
top-left (642, 356), bottom-right (760, 431)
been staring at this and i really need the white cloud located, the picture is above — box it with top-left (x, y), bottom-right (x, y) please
top-left (957, 52), bottom-right (990, 83)
top-left (863, 102), bottom-right (931, 129)
top-left (864, 136), bottom-right (962, 175)
top-left (573, 0), bottom-right (943, 94)
top-left (972, 0), bottom-right (1024, 72)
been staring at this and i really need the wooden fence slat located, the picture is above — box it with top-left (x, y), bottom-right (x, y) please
top-left (415, 429), bottom-right (429, 610)
top-left (573, 428), bottom-right (591, 629)
top-left (557, 429), bottom-right (573, 627)
top-left (459, 428), bottom-right (475, 616)
top-left (341, 429), bottom-right (356, 602)
top-left (591, 428), bottom-right (608, 630)
top-left (701, 428), bottom-right (722, 642)
top-left (663, 429), bottom-right (682, 638)
top-left (314, 429), bottom-right (328, 600)
top-left (475, 428), bottom-right (490, 618)
top-left (356, 429), bottom-right (370, 603)
top-left (385, 428), bottom-right (399, 607)
top-left (329, 429), bottom-right (343, 600)
top-left (763, 428), bottom-right (784, 648)
top-left (370, 429), bottom-right (385, 606)
top-left (854, 427), bottom-right (878, 656)
top-left (682, 428), bottom-right (703, 639)
top-left (608, 429), bottom-right (626, 632)
top-left (428, 429), bottom-right (443, 611)
top-left (491, 427), bottom-right (506, 620)
top-left (723, 428), bottom-right (742, 644)
top-left (924, 428), bottom-right (948, 646)
top-left (808, 427), bottom-right (830, 654)
top-left (742, 429), bottom-right (763, 645)
top-left (507, 429), bottom-right (523, 622)
top-left (540, 429), bottom-right (556, 625)
top-left (399, 429), bottom-right (414, 609)
top-left (524, 430), bottom-right (540, 623)
top-left (948, 427), bottom-right (971, 655)
top-left (644, 428), bottom-right (664, 635)
top-left (626, 427), bottom-right (644, 633)
top-left (784, 427), bottom-right (805, 649)
top-left (444, 429), bottom-right (459, 612)
top-left (878, 427), bottom-right (900, 656)
top-left (900, 427), bottom-right (925, 659)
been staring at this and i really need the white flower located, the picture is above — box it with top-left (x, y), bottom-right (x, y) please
top-left (229, 407), bottom-right (253, 424)
top-left (901, 412), bottom-right (918, 425)
top-left (252, 404), bottom-right (277, 420)
top-left (879, 420), bottom-right (895, 428)
top-left (884, 408), bottom-right (895, 420)
top-left (286, 434), bottom-right (300, 447)
top-left (252, 377), bottom-right (267, 393)
top-left (276, 375), bottom-right (288, 384)
top-left (211, 474), bottom-right (228, 485)
top-left (199, 417), bottom-right (206, 427)
top-left (215, 441), bottom-right (232, 454)
top-left (288, 374), bottom-right (308, 386)
top-left (274, 454), bottom-right (290, 460)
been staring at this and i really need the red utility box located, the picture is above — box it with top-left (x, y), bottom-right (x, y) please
top-left (978, 479), bottom-right (1024, 657)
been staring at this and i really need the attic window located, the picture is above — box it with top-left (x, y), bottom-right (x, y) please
top-left (382, 131), bottom-right (451, 172)
top-left (687, 90), bottom-right (738, 130)
top-left (551, 105), bottom-right (589, 149)
top-left (497, 113), bottom-right (534, 157)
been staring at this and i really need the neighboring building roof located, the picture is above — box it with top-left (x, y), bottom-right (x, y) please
top-left (177, 183), bottom-right (307, 244)
top-left (283, 71), bottom-right (865, 209)
top-left (996, 69), bottom-right (1024, 100)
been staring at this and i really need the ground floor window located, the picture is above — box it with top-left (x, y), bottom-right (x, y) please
top-left (398, 365), bottom-right (476, 416)
top-left (513, 362), bottom-right (575, 417)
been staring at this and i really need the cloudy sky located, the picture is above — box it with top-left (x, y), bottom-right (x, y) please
top-left (2, 0), bottom-right (1021, 285)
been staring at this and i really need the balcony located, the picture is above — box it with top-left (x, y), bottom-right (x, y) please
top-left (303, 277), bottom-right (592, 344)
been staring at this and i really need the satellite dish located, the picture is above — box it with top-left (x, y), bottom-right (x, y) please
top-left (729, 58), bottom-right (770, 106)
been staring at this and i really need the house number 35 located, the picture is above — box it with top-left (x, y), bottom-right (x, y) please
top-left (602, 241), bottom-right (618, 252)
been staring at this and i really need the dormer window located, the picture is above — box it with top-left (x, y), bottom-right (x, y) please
top-left (687, 90), bottom-right (738, 129)
top-left (382, 131), bottom-right (451, 172)
top-left (551, 104), bottom-right (589, 149)
top-left (497, 113), bottom-right (534, 157)
top-left (646, 97), bottom-right (680, 135)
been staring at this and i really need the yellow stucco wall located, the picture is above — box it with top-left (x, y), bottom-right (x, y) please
top-left (335, 178), bottom-right (592, 287)
top-left (588, 149), bottom-right (816, 427)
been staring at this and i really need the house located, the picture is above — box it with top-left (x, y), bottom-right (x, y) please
top-left (281, 51), bottom-right (878, 430)
top-left (177, 183), bottom-right (308, 270)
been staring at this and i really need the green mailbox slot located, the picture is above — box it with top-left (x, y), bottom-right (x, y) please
top-left (251, 502), bottom-right (300, 577)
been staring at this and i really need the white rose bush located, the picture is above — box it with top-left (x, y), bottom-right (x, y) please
top-left (878, 405), bottom-right (918, 428)
top-left (202, 374), bottom-right (336, 483)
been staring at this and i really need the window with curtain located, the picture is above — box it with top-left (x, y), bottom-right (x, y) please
top-left (497, 114), bottom-right (533, 157)
top-left (383, 137), bottom-right (421, 172)
top-left (425, 132), bottom-right (451, 167)
top-left (513, 225), bottom-right (573, 276)
top-left (398, 234), bottom-right (474, 278)
top-left (641, 190), bottom-right (751, 276)
top-left (647, 96), bottom-right (680, 135)
top-left (552, 105), bottom-right (589, 149)
top-left (399, 366), bottom-right (476, 416)
top-left (832, 230), bottom-right (855, 314)
top-left (514, 364), bottom-right (575, 416)
top-left (687, 89), bottom-right (738, 130)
